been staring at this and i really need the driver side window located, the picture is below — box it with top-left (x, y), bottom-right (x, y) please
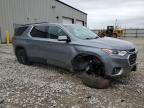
top-left (48, 26), bottom-right (67, 39)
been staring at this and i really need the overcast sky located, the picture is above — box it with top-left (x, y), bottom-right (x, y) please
top-left (61, 0), bottom-right (144, 29)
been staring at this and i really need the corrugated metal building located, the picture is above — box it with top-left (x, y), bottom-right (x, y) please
top-left (0, 0), bottom-right (87, 43)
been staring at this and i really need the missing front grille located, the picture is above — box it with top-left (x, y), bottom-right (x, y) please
top-left (129, 54), bottom-right (136, 65)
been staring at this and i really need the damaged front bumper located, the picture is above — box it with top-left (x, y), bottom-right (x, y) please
top-left (103, 51), bottom-right (138, 77)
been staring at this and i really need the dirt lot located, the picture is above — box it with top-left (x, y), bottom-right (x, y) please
top-left (0, 37), bottom-right (144, 108)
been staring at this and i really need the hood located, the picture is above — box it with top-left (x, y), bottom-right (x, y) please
top-left (77, 37), bottom-right (135, 50)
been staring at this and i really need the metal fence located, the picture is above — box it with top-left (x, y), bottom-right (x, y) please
top-left (92, 29), bottom-right (144, 37)
top-left (123, 29), bottom-right (144, 37)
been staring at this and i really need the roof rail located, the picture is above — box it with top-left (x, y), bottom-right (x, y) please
top-left (13, 22), bottom-right (48, 29)
top-left (24, 22), bottom-right (48, 25)
top-left (13, 22), bottom-right (48, 26)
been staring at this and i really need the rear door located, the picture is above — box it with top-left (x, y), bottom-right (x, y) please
top-left (27, 26), bottom-right (49, 63)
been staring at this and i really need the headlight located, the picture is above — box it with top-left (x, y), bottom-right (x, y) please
top-left (102, 49), bottom-right (127, 56)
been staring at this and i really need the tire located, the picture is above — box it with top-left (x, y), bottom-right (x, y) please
top-left (80, 71), bottom-right (110, 89)
top-left (76, 57), bottom-right (110, 89)
top-left (16, 49), bottom-right (30, 65)
top-left (113, 33), bottom-right (117, 38)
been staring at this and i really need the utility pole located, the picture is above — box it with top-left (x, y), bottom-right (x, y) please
top-left (115, 19), bottom-right (118, 29)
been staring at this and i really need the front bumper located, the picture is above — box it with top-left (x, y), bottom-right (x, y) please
top-left (103, 51), bottom-right (138, 77)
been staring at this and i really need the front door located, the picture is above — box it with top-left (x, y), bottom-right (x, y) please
top-left (46, 25), bottom-right (73, 68)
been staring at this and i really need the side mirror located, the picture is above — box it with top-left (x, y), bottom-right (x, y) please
top-left (58, 36), bottom-right (69, 42)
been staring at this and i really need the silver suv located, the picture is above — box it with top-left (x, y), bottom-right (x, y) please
top-left (13, 23), bottom-right (137, 78)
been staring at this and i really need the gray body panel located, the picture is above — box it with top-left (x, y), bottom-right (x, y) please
top-left (13, 23), bottom-right (137, 77)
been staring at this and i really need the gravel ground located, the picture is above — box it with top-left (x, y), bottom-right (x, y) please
top-left (0, 37), bottom-right (144, 108)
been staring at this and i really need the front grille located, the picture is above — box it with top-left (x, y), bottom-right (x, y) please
top-left (129, 54), bottom-right (136, 65)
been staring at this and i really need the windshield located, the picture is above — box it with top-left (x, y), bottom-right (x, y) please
top-left (64, 25), bottom-right (99, 40)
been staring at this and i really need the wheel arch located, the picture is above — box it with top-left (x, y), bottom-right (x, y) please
top-left (71, 53), bottom-right (105, 72)
top-left (15, 46), bottom-right (26, 56)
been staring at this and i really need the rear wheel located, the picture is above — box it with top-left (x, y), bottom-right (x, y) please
top-left (16, 49), bottom-right (30, 65)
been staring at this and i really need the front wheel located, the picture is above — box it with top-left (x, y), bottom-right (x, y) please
top-left (76, 57), bottom-right (111, 89)
top-left (80, 71), bottom-right (110, 89)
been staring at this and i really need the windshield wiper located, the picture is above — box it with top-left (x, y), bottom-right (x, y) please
top-left (85, 37), bottom-right (99, 40)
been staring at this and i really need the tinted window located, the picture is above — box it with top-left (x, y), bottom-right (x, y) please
top-left (48, 26), bottom-right (67, 39)
top-left (15, 26), bottom-right (28, 36)
top-left (31, 26), bottom-right (48, 38)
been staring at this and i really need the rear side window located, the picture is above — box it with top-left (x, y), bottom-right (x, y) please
top-left (30, 26), bottom-right (48, 38)
top-left (15, 26), bottom-right (28, 36)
